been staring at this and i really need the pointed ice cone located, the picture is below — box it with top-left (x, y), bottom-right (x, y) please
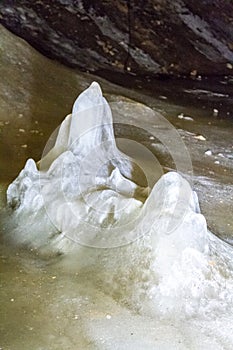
top-left (68, 82), bottom-right (115, 153)
top-left (39, 82), bottom-right (116, 170)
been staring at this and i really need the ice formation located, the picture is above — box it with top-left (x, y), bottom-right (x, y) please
top-left (6, 82), bottom-right (233, 320)
top-left (6, 82), bottom-right (202, 249)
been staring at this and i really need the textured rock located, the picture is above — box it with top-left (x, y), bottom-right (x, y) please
top-left (0, 1), bottom-right (233, 76)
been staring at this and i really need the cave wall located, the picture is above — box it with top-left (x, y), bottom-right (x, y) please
top-left (1, 0), bottom-right (233, 77)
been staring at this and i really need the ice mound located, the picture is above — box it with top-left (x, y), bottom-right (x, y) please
top-left (5, 82), bottom-right (233, 319)
top-left (6, 82), bottom-right (203, 250)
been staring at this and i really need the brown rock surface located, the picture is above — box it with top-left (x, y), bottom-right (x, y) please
top-left (0, 0), bottom-right (233, 77)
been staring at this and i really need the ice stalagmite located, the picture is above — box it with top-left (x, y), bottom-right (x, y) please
top-left (5, 82), bottom-right (233, 321)
top-left (6, 82), bottom-right (208, 250)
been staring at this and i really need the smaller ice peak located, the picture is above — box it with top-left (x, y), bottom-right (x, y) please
top-left (7, 158), bottom-right (39, 210)
top-left (24, 158), bottom-right (38, 173)
top-left (38, 114), bottom-right (72, 171)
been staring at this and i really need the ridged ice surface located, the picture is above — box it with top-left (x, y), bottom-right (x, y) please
top-left (5, 82), bottom-right (233, 348)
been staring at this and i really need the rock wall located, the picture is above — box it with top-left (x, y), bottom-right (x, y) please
top-left (1, 0), bottom-right (233, 77)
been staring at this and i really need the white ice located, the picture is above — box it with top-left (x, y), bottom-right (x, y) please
top-left (5, 82), bottom-right (233, 348)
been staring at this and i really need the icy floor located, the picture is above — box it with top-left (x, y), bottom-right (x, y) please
top-left (1, 240), bottom-right (233, 350)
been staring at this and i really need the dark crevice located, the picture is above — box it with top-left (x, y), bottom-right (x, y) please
top-left (124, 0), bottom-right (132, 72)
